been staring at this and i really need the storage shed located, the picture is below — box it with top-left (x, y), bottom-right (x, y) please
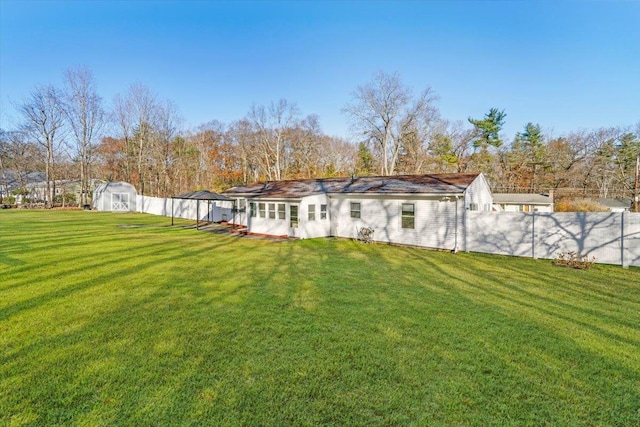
top-left (92, 182), bottom-right (138, 212)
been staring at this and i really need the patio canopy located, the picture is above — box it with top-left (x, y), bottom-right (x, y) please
top-left (170, 190), bottom-right (232, 228)
top-left (172, 190), bottom-right (232, 201)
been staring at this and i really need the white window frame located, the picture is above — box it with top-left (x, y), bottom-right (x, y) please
top-left (350, 202), bottom-right (361, 219)
top-left (401, 203), bottom-right (415, 229)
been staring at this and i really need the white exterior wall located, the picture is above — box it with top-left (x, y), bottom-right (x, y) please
top-left (329, 195), bottom-right (461, 250)
top-left (299, 194), bottom-right (331, 239)
top-left (464, 175), bottom-right (493, 211)
top-left (246, 199), bottom-right (293, 237)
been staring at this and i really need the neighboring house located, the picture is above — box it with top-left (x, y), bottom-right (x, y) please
top-left (492, 193), bottom-right (554, 212)
top-left (92, 181), bottom-right (138, 212)
top-left (0, 171), bottom-right (46, 202)
top-left (223, 173), bottom-right (492, 250)
top-left (592, 198), bottom-right (631, 213)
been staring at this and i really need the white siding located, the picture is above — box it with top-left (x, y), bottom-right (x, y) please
top-left (464, 175), bottom-right (493, 211)
top-left (245, 199), bottom-right (292, 237)
top-left (329, 195), bottom-right (461, 250)
top-left (299, 194), bottom-right (331, 239)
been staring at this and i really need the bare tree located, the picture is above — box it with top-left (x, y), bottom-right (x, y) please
top-left (150, 99), bottom-right (182, 196)
top-left (343, 71), bottom-right (439, 176)
top-left (227, 119), bottom-right (259, 184)
top-left (248, 99), bottom-right (300, 181)
top-left (63, 67), bottom-right (105, 206)
top-left (113, 84), bottom-right (159, 194)
top-left (19, 85), bottom-right (66, 207)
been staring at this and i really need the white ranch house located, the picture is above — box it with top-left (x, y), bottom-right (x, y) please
top-left (223, 173), bottom-right (492, 250)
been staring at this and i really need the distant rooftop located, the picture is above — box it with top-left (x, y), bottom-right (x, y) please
top-left (492, 193), bottom-right (553, 204)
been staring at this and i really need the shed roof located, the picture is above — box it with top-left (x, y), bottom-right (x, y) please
top-left (223, 173), bottom-right (481, 199)
top-left (172, 190), bottom-right (231, 201)
top-left (492, 193), bottom-right (553, 204)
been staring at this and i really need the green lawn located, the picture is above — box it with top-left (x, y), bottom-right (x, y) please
top-left (1, 210), bottom-right (639, 426)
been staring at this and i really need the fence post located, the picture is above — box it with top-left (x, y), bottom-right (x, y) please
top-left (531, 212), bottom-right (537, 259)
top-left (621, 211), bottom-right (628, 269)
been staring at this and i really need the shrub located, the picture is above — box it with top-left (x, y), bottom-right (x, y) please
top-left (553, 251), bottom-right (596, 269)
top-left (54, 193), bottom-right (77, 206)
top-left (555, 199), bottom-right (609, 212)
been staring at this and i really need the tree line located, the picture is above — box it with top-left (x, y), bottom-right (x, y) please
top-left (1, 68), bottom-right (639, 208)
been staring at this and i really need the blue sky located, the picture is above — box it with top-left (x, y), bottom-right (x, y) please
top-left (1, 0), bottom-right (639, 141)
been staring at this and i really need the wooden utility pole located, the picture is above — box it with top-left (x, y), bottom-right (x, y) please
top-left (634, 155), bottom-right (639, 213)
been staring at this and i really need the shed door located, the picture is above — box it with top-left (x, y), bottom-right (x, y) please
top-left (111, 193), bottom-right (130, 211)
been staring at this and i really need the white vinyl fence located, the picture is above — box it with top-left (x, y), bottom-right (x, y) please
top-left (464, 211), bottom-right (640, 268)
top-left (136, 195), bottom-right (233, 223)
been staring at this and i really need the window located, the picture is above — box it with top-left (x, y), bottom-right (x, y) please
top-left (278, 203), bottom-right (286, 220)
top-left (238, 199), bottom-right (246, 212)
top-left (468, 203), bottom-right (478, 211)
top-left (250, 202), bottom-right (256, 217)
top-left (350, 202), bottom-right (361, 219)
top-left (290, 205), bottom-right (298, 228)
top-left (259, 202), bottom-right (266, 218)
top-left (308, 204), bottom-right (316, 221)
top-left (268, 203), bottom-right (276, 219)
top-left (401, 203), bottom-right (415, 229)
top-left (320, 204), bottom-right (327, 220)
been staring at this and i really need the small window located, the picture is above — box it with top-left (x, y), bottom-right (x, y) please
top-left (320, 204), bottom-right (327, 220)
top-left (468, 203), bottom-right (478, 211)
top-left (401, 203), bottom-right (415, 229)
top-left (268, 203), bottom-right (276, 219)
top-left (308, 204), bottom-right (316, 221)
top-left (278, 203), bottom-right (286, 220)
top-left (350, 202), bottom-right (361, 219)
top-left (290, 205), bottom-right (298, 228)
top-left (259, 202), bottom-right (266, 218)
top-left (250, 202), bottom-right (256, 217)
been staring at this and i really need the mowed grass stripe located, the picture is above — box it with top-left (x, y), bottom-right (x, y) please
top-left (1, 210), bottom-right (639, 426)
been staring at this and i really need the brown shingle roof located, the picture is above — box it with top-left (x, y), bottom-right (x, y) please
top-left (223, 173), bottom-right (481, 199)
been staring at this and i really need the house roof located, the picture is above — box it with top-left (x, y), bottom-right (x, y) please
top-left (593, 198), bottom-right (631, 209)
top-left (223, 173), bottom-right (481, 199)
top-left (172, 190), bottom-right (231, 201)
top-left (492, 193), bottom-right (553, 205)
